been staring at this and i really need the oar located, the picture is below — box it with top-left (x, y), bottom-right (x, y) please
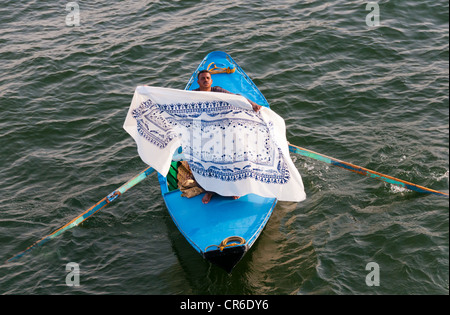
top-left (7, 166), bottom-right (155, 263)
top-left (288, 143), bottom-right (448, 197)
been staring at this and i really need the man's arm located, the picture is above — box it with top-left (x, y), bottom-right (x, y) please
top-left (212, 86), bottom-right (262, 112)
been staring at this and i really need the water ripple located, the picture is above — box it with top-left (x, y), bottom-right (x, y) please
top-left (0, 0), bottom-right (448, 295)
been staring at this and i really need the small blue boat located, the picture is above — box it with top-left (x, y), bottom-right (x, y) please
top-left (157, 51), bottom-right (277, 272)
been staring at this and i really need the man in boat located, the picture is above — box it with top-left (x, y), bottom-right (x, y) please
top-left (190, 70), bottom-right (262, 204)
top-left (195, 70), bottom-right (262, 112)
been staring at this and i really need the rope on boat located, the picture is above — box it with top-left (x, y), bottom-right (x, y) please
top-left (207, 62), bottom-right (236, 74)
top-left (205, 236), bottom-right (246, 252)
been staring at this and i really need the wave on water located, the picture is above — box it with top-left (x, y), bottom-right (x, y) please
top-left (0, 0), bottom-right (448, 295)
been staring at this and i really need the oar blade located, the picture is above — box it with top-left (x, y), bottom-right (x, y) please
top-left (6, 167), bottom-right (154, 263)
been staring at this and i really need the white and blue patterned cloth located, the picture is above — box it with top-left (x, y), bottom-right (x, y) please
top-left (124, 86), bottom-right (306, 202)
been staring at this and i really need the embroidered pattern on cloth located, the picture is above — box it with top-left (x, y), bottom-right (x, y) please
top-left (188, 149), bottom-right (290, 184)
top-left (132, 99), bottom-right (176, 149)
top-left (131, 98), bottom-right (288, 183)
top-left (123, 86), bottom-right (306, 202)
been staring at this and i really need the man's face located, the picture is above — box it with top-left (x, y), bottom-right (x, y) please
top-left (197, 72), bottom-right (212, 90)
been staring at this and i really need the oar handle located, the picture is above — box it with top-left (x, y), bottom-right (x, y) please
top-left (288, 143), bottom-right (448, 197)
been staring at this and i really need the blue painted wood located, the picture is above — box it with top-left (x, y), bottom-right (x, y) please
top-left (159, 51), bottom-right (278, 272)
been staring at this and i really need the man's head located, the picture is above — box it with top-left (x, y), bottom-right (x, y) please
top-left (197, 70), bottom-right (212, 91)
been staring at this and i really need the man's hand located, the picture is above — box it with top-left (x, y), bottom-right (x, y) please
top-left (252, 104), bottom-right (262, 112)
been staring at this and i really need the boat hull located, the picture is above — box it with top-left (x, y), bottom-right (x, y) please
top-left (159, 51), bottom-right (277, 272)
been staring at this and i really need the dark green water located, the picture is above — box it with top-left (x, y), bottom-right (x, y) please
top-left (0, 1), bottom-right (448, 295)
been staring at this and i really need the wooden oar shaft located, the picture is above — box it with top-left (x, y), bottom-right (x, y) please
top-left (288, 143), bottom-right (448, 197)
top-left (7, 166), bottom-right (155, 263)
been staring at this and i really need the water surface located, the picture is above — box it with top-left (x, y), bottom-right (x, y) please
top-left (0, 0), bottom-right (448, 295)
